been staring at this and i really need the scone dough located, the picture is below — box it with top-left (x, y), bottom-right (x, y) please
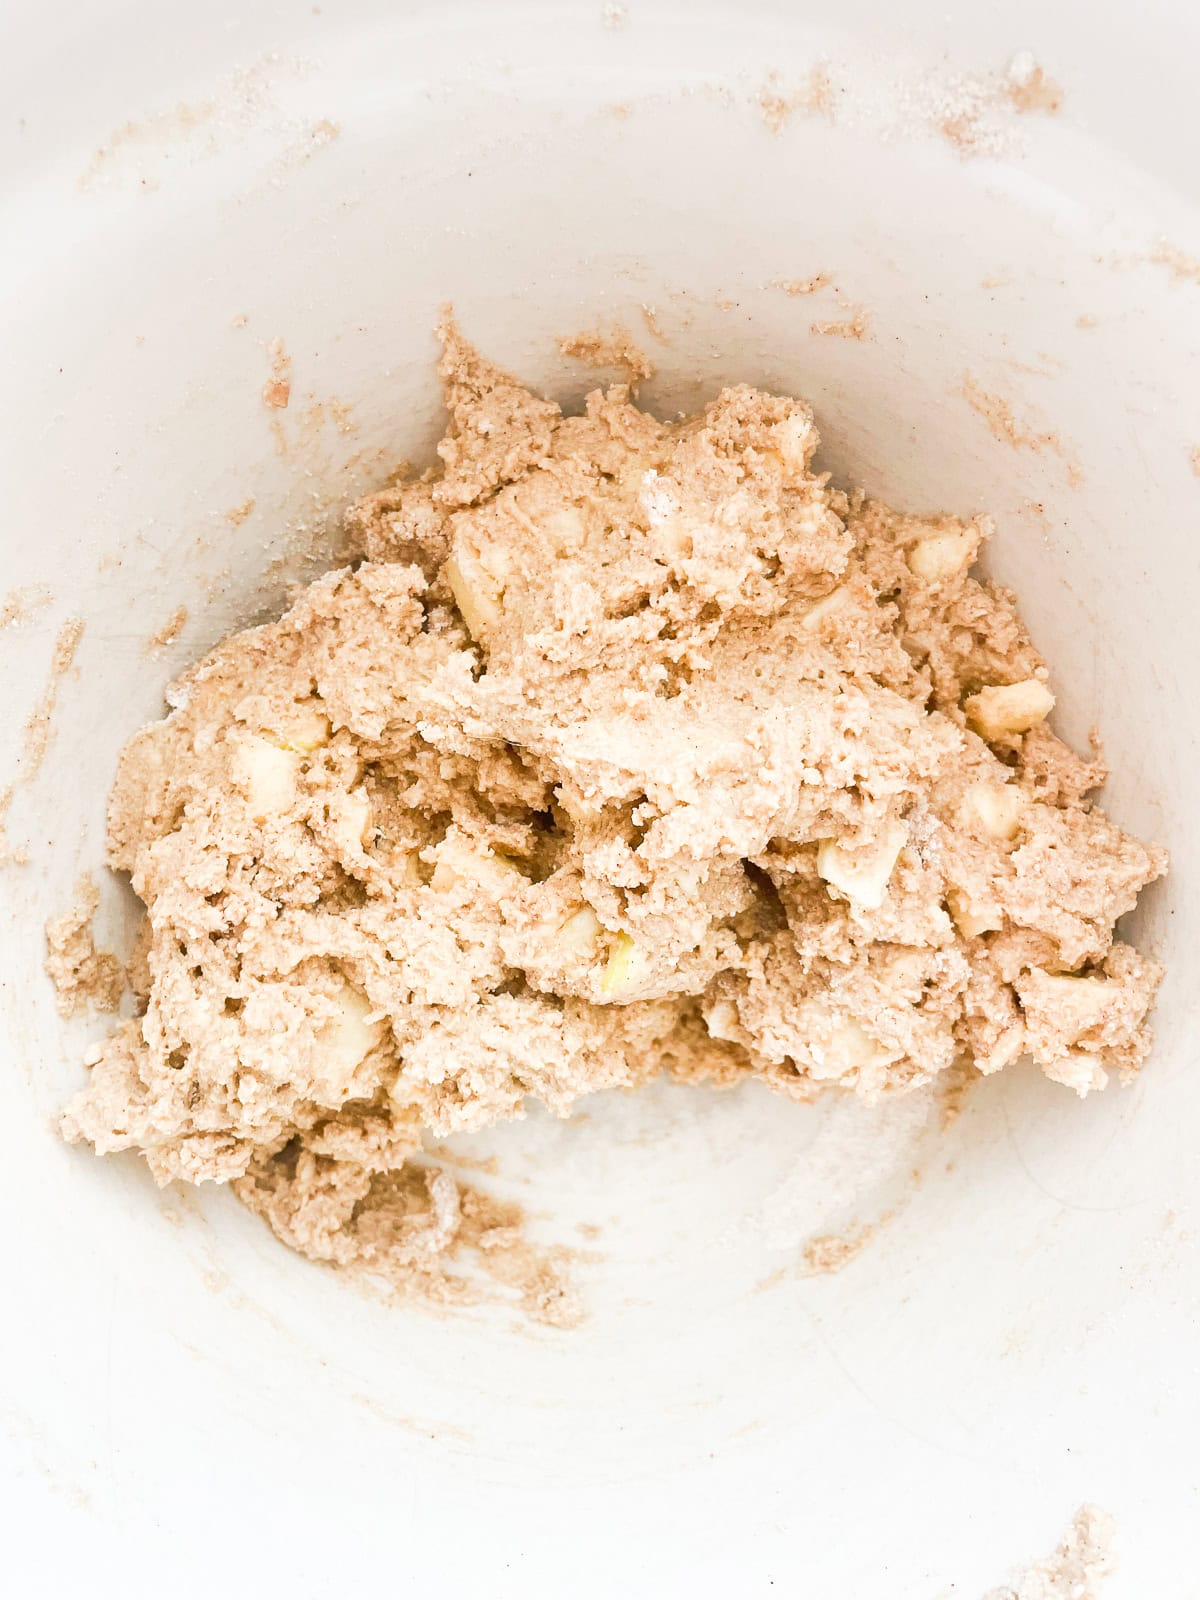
top-left (61, 319), bottom-right (1167, 1278)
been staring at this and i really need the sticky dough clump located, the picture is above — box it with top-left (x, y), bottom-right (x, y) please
top-left (61, 319), bottom-right (1167, 1276)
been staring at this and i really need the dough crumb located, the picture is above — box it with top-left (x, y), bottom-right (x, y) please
top-left (640, 303), bottom-right (668, 343)
top-left (800, 1219), bottom-right (879, 1276)
top-left (963, 376), bottom-right (1061, 454)
top-left (805, 63), bottom-right (835, 122)
top-left (758, 64), bottom-right (836, 133)
top-left (45, 876), bottom-right (126, 1018)
top-left (774, 273), bottom-right (833, 297)
top-left (937, 1058), bottom-right (979, 1130)
top-left (758, 86), bottom-right (794, 136)
top-left (914, 65), bottom-right (1031, 160)
top-left (559, 324), bottom-right (655, 385)
top-left (984, 1505), bottom-right (1116, 1600)
top-left (306, 118), bottom-right (339, 152)
top-left (1149, 242), bottom-right (1200, 286)
top-left (811, 309), bottom-right (869, 340)
top-left (1004, 54), bottom-right (1065, 116)
top-left (24, 618), bottom-right (84, 782)
top-left (225, 496), bottom-right (257, 527)
top-left (234, 1155), bottom-right (583, 1326)
top-left (962, 374), bottom-right (1082, 485)
top-left (328, 397), bottom-right (357, 435)
top-left (61, 320), bottom-right (1168, 1313)
top-left (0, 585), bottom-right (53, 630)
top-left (146, 605), bottom-right (188, 653)
top-left (263, 337), bottom-right (292, 410)
top-left (0, 787), bottom-right (18, 868)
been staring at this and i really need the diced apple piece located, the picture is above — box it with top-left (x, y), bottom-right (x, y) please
top-left (801, 585), bottom-right (850, 630)
top-left (273, 700), bottom-right (331, 754)
top-left (318, 982), bottom-right (385, 1082)
top-left (600, 931), bottom-right (648, 997)
top-left (907, 529), bottom-right (975, 583)
top-left (541, 504), bottom-right (588, 553)
top-left (946, 885), bottom-right (1003, 938)
top-left (232, 736), bottom-right (300, 820)
top-left (964, 780), bottom-right (1026, 840)
top-left (817, 820), bottom-right (907, 910)
top-left (558, 905), bottom-right (604, 954)
top-left (772, 412), bottom-right (817, 471)
top-left (963, 679), bottom-right (1054, 740)
top-left (444, 552), bottom-right (503, 639)
top-left (1023, 972), bottom-right (1113, 1038)
top-left (328, 787), bottom-right (372, 855)
top-left (826, 1018), bottom-right (888, 1071)
top-left (705, 998), bottom-right (740, 1038)
top-left (429, 835), bottom-right (526, 896)
top-left (556, 786), bottom-right (605, 824)
top-left (1042, 1048), bottom-right (1108, 1097)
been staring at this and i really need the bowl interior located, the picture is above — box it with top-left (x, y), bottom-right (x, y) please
top-left (2, 2), bottom-right (1199, 1594)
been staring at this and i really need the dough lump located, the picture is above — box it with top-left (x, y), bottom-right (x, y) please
top-left (61, 318), bottom-right (1167, 1280)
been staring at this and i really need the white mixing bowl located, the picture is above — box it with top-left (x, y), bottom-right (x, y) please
top-left (3, 1), bottom-right (1197, 1594)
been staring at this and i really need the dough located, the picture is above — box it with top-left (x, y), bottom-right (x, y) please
top-left (983, 1504), bottom-right (1115, 1600)
top-left (45, 876), bottom-right (124, 1017)
top-left (60, 318), bottom-right (1167, 1285)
